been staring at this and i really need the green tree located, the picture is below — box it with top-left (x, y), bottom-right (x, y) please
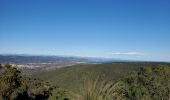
top-left (113, 65), bottom-right (170, 100)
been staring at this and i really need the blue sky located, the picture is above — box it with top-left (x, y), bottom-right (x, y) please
top-left (0, 0), bottom-right (170, 61)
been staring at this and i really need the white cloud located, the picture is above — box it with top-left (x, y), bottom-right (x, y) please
top-left (112, 52), bottom-right (144, 56)
top-left (110, 52), bottom-right (170, 62)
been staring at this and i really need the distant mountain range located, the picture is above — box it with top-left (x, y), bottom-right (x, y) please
top-left (0, 54), bottom-right (133, 64)
top-left (0, 54), bottom-right (133, 74)
top-left (0, 54), bottom-right (168, 74)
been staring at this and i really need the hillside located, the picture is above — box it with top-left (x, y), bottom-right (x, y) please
top-left (32, 62), bottom-right (170, 93)
top-left (1, 62), bottom-right (170, 100)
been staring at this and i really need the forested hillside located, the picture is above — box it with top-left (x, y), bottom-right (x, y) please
top-left (1, 62), bottom-right (170, 100)
top-left (33, 62), bottom-right (170, 92)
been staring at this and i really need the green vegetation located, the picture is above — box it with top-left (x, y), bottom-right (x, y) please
top-left (78, 76), bottom-right (116, 100)
top-left (33, 62), bottom-right (169, 92)
top-left (0, 64), bottom-right (25, 100)
top-left (33, 62), bottom-right (170, 100)
top-left (1, 62), bottom-right (170, 100)
top-left (0, 64), bottom-right (53, 100)
top-left (113, 65), bottom-right (170, 100)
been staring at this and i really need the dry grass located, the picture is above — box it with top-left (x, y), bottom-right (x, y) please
top-left (77, 74), bottom-right (118, 100)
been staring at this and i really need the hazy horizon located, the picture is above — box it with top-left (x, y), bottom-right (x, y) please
top-left (0, 0), bottom-right (170, 62)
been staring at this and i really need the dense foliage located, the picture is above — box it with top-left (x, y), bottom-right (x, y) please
top-left (33, 63), bottom-right (142, 92)
top-left (1, 63), bottom-right (170, 100)
top-left (33, 62), bottom-right (170, 100)
top-left (113, 65), bottom-right (170, 100)
top-left (0, 64), bottom-right (53, 100)
top-left (33, 62), bottom-right (169, 93)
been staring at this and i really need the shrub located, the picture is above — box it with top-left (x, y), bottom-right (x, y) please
top-left (113, 65), bottom-right (170, 100)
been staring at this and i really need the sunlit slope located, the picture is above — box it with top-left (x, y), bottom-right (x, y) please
top-left (32, 62), bottom-right (170, 92)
